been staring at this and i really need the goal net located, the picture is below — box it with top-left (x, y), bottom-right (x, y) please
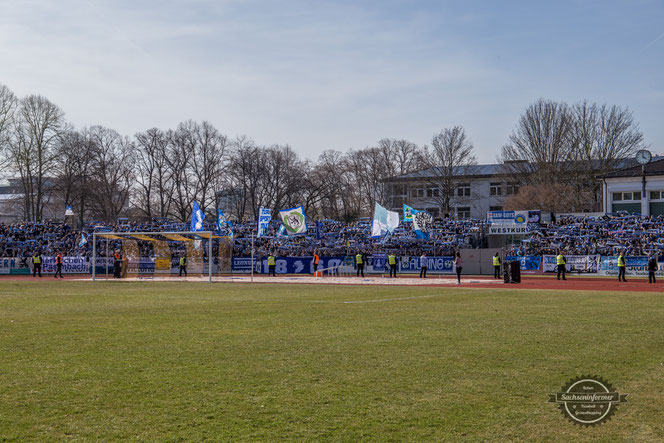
top-left (92, 231), bottom-right (233, 281)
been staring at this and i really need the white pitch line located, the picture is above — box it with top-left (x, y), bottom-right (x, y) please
top-left (342, 294), bottom-right (440, 304)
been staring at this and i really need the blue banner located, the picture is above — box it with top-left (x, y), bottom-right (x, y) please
top-left (506, 255), bottom-right (541, 272)
top-left (232, 257), bottom-right (259, 272)
top-left (258, 256), bottom-right (345, 274)
top-left (399, 256), bottom-right (454, 273)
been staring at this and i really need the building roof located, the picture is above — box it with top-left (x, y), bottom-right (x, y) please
top-left (386, 163), bottom-right (504, 182)
top-left (600, 157), bottom-right (664, 179)
top-left (386, 157), bottom-right (655, 183)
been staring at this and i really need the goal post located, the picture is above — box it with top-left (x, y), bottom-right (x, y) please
top-left (92, 231), bottom-right (233, 282)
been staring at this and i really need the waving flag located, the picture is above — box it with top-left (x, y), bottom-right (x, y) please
top-left (190, 201), bottom-right (205, 231)
top-left (258, 207), bottom-right (271, 237)
top-left (78, 233), bottom-right (87, 247)
top-left (217, 209), bottom-right (234, 236)
top-left (65, 205), bottom-right (74, 216)
top-left (278, 206), bottom-right (307, 235)
top-left (371, 203), bottom-right (399, 238)
top-left (412, 208), bottom-right (434, 240)
top-left (403, 204), bottom-right (414, 222)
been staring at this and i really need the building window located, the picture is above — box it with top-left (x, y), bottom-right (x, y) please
top-left (489, 206), bottom-right (503, 211)
top-left (490, 182), bottom-right (502, 196)
top-left (411, 188), bottom-right (424, 198)
top-left (505, 182), bottom-right (519, 195)
top-left (427, 187), bottom-right (439, 198)
top-left (614, 191), bottom-right (642, 201)
top-left (456, 183), bottom-right (471, 197)
top-left (650, 191), bottom-right (663, 200)
top-left (457, 207), bottom-right (471, 219)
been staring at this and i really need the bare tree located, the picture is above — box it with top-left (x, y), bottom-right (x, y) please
top-left (500, 99), bottom-right (576, 186)
top-left (87, 126), bottom-right (134, 222)
top-left (134, 128), bottom-right (173, 219)
top-left (571, 100), bottom-right (645, 210)
top-left (0, 84), bottom-right (17, 157)
top-left (54, 130), bottom-right (96, 226)
top-left (418, 126), bottom-right (476, 216)
top-left (6, 95), bottom-right (65, 221)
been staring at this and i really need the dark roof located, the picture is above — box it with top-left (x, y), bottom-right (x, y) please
top-left (386, 157), bottom-right (648, 182)
top-left (386, 163), bottom-right (504, 182)
top-left (600, 157), bottom-right (664, 178)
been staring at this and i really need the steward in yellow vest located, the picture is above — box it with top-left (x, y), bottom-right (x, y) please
top-left (355, 252), bottom-right (364, 277)
top-left (556, 253), bottom-right (566, 281)
top-left (388, 254), bottom-right (397, 278)
top-left (268, 254), bottom-right (276, 276)
top-left (617, 252), bottom-right (627, 282)
top-left (492, 253), bottom-right (501, 279)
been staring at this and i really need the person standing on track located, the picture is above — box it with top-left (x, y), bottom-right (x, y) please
top-left (388, 253), bottom-right (397, 278)
top-left (268, 253), bottom-right (276, 277)
top-left (454, 251), bottom-right (462, 285)
top-left (556, 251), bottom-right (567, 280)
top-left (312, 250), bottom-right (320, 275)
top-left (32, 251), bottom-right (42, 277)
top-left (647, 255), bottom-right (658, 284)
top-left (54, 252), bottom-right (64, 278)
top-left (420, 252), bottom-right (427, 279)
top-left (179, 253), bottom-right (187, 276)
top-left (618, 251), bottom-right (627, 282)
top-left (355, 251), bottom-right (364, 277)
top-left (113, 249), bottom-right (123, 278)
top-left (493, 252), bottom-right (501, 279)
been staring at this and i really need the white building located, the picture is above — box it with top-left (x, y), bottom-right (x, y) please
top-left (383, 164), bottom-right (518, 219)
top-left (601, 158), bottom-right (664, 216)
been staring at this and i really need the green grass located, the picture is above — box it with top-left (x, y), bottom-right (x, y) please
top-left (0, 281), bottom-right (663, 441)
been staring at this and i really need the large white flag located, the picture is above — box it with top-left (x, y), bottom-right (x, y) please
top-left (279, 206), bottom-right (307, 235)
top-left (371, 203), bottom-right (399, 238)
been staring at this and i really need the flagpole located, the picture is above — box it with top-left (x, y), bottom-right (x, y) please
top-left (251, 231), bottom-right (255, 283)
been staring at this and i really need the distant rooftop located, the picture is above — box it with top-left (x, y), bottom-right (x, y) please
top-left (386, 157), bottom-right (654, 182)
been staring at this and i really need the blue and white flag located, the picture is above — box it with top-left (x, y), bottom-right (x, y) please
top-left (217, 209), bottom-right (233, 236)
top-left (78, 233), bottom-right (87, 247)
top-left (190, 201), bottom-right (205, 231)
top-left (371, 203), bottom-right (399, 238)
top-left (278, 206), bottom-right (307, 235)
top-left (315, 220), bottom-right (322, 240)
top-left (276, 224), bottom-right (288, 238)
top-left (258, 207), bottom-right (271, 237)
top-left (412, 208), bottom-right (433, 240)
top-left (65, 205), bottom-right (74, 216)
top-left (403, 204), bottom-right (414, 222)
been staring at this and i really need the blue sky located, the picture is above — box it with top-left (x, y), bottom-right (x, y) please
top-left (1, 0), bottom-right (662, 162)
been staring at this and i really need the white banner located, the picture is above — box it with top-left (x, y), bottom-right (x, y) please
top-left (543, 255), bottom-right (600, 273)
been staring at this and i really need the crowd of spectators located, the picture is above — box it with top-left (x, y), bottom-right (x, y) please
top-left (1, 213), bottom-right (663, 259)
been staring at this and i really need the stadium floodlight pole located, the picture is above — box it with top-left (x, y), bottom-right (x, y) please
top-left (92, 233), bottom-right (96, 281)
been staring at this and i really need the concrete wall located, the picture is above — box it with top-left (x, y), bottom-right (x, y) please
top-left (460, 248), bottom-right (502, 275)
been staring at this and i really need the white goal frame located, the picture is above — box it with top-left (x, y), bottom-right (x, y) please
top-left (92, 231), bottom-right (215, 282)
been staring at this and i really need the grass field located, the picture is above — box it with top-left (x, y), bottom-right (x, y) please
top-left (1, 281), bottom-right (663, 441)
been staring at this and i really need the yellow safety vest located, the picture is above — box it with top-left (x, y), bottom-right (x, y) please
top-left (493, 256), bottom-right (500, 266)
top-left (180, 257), bottom-right (186, 266)
top-left (556, 255), bottom-right (565, 265)
top-left (33, 256), bottom-right (41, 264)
top-left (355, 254), bottom-right (363, 265)
top-left (388, 255), bottom-right (396, 265)
top-left (268, 256), bottom-right (276, 266)
top-left (618, 256), bottom-right (626, 267)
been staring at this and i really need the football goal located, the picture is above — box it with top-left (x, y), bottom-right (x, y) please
top-left (91, 231), bottom-right (233, 282)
